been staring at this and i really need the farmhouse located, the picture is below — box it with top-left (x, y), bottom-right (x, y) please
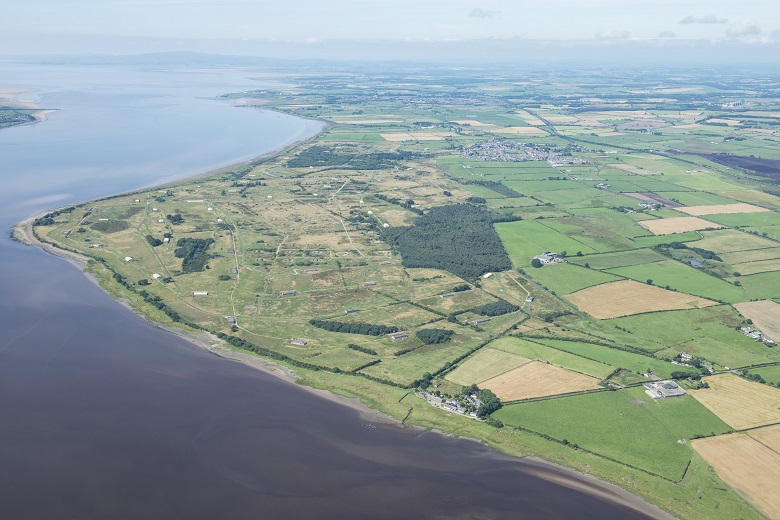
top-left (643, 381), bottom-right (687, 399)
top-left (290, 339), bottom-right (308, 346)
top-left (388, 332), bottom-right (408, 340)
top-left (534, 252), bottom-right (566, 264)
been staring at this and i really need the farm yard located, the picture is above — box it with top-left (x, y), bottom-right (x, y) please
top-left (31, 69), bottom-right (780, 520)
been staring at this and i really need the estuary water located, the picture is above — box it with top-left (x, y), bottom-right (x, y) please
top-left (0, 62), bottom-right (666, 519)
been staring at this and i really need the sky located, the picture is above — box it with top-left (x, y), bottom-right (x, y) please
top-left (4, 0), bottom-right (780, 64)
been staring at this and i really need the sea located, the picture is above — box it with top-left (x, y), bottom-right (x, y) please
top-left (0, 61), bottom-right (664, 519)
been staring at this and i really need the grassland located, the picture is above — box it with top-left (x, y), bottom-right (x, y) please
top-left (30, 69), bottom-right (780, 520)
top-left (495, 386), bottom-right (731, 481)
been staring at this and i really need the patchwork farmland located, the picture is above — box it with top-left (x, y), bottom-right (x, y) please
top-left (32, 68), bottom-right (780, 520)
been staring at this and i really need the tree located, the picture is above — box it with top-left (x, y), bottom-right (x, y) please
top-left (531, 258), bottom-right (543, 268)
top-left (646, 279), bottom-right (653, 285)
top-left (584, 263), bottom-right (590, 269)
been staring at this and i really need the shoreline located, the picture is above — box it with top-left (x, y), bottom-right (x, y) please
top-left (13, 208), bottom-right (675, 520)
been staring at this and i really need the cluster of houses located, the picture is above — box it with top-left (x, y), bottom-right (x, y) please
top-left (741, 327), bottom-right (776, 345)
top-left (418, 391), bottom-right (482, 419)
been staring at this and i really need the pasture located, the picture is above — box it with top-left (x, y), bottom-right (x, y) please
top-left (486, 337), bottom-right (615, 379)
top-left (494, 386), bottom-right (731, 481)
top-left (676, 203), bottom-right (769, 216)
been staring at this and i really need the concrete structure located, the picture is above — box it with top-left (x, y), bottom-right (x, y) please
top-left (643, 381), bottom-right (687, 399)
top-left (193, 291), bottom-right (208, 296)
top-left (279, 290), bottom-right (297, 296)
top-left (290, 339), bottom-right (308, 346)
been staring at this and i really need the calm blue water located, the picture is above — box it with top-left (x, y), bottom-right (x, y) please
top-left (0, 63), bottom-right (664, 519)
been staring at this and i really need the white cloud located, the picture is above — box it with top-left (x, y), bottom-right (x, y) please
top-left (595, 29), bottom-right (630, 40)
top-left (727, 19), bottom-right (760, 37)
top-left (680, 15), bottom-right (728, 25)
top-left (469, 8), bottom-right (500, 19)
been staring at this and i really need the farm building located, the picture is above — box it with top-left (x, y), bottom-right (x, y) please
top-left (226, 316), bottom-right (236, 324)
top-left (303, 268), bottom-right (319, 274)
top-left (279, 290), bottom-right (297, 296)
top-left (362, 281), bottom-right (377, 287)
top-left (193, 291), bottom-right (208, 296)
top-left (290, 339), bottom-right (308, 346)
top-left (473, 318), bottom-right (491, 325)
top-left (643, 381), bottom-right (687, 399)
top-left (534, 252), bottom-right (566, 264)
top-left (124, 257), bottom-right (133, 262)
top-left (526, 296), bottom-right (534, 302)
top-left (439, 293), bottom-right (454, 298)
top-left (344, 308), bottom-right (360, 314)
top-left (388, 332), bottom-right (408, 340)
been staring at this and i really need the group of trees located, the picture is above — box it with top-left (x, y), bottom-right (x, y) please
top-left (476, 389), bottom-right (501, 418)
top-left (470, 298), bottom-right (520, 317)
top-left (466, 180), bottom-right (524, 198)
top-left (416, 329), bottom-right (454, 344)
top-left (145, 234), bottom-right (163, 247)
top-left (166, 213), bottom-right (185, 225)
top-left (347, 343), bottom-right (377, 355)
top-left (174, 238), bottom-right (214, 273)
top-left (309, 319), bottom-right (399, 336)
top-left (286, 145), bottom-right (414, 170)
top-left (381, 204), bottom-right (512, 279)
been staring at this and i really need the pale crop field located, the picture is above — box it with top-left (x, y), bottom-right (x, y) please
top-left (734, 300), bottom-right (780, 342)
top-left (566, 279), bottom-right (717, 319)
top-left (444, 348), bottom-right (530, 386)
top-left (490, 127), bottom-right (548, 135)
top-left (689, 373), bottom-right (780, 430)
top-left (692, 428), bottom-right (780, 520)
top-left (676, 203), bottom-right (769, 216)
top-left (638, 216), bottom-right (725, 235)
top-left (479, 361), bottom-right (601, 401)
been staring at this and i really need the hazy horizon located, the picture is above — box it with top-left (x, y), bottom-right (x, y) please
top-left (3, 0), bottom-right (780, 66)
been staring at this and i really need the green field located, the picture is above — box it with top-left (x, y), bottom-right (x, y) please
top-left (444, 347), bottom-right (530, 386)
top-left (495, 220), bottom-right (597, 266)
top-left (568, 248), bottom-right (667, 270)
top-left (606, 259), bottom-right (744, 303)
top-left (495, 386), bottom-right (731, 480)
top-left (533, 339), bottom-right (680, 378)
top-left (488, 337), bottom-right (615, 379)
top-left (525, 263), bottom-right (622, 295)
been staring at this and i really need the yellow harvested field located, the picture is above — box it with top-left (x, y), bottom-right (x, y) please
top-left (380, 132), bottom-right (455, 141)
top-left (690, 373), bottom-right (780, 430)
top-left (480, 361), bottom-right (601, 401)
top-left (445, 348), bottom-right (530, 386)
top-left (734, 300), bottom-right (780, 343)
top-left (451, 120), bottom-right (493, 127)
top-left (676, 203), bottom-right (769, 216)
top-left (750, 423), bottom-right (780, 455)
top-left (638, 216), bottom-right (725, 235)
top-left (491, 126), bottom-right (548, 135)
top-left (566, 280), bottom-right (717, 319)
top-left (692, 430), bottom-right (780, 520)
